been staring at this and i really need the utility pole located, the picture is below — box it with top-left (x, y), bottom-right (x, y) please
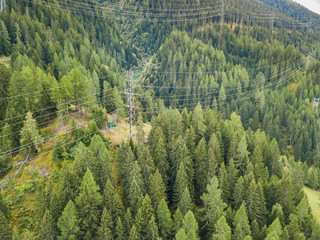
top-left (127, 70), bottom-right (133, 138)
top-left (313, 98), bottom-right (320, 157)
top-left (271, 9), bottom-right (275, 32)
top-left (221, 0), bottom-right (224, 27)
top-left (0, 0), bottom-right (5, 13)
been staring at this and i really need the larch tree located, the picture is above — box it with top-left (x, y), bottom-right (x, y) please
top-left (138, 146), bottom-right (156, 190)
top-left (212, 216), bottom-right (231, 240)
top-left (219, 162), bottom-right (231, 204)
top-left (179, 210), bottom-right (200, 240)
top-left (115, 217), bottom-right (126, 240)
top-left (20, 112), bottom-right (43, 154)
top-left (173, 162), bottom-right (189, 207)
top-left (235, 136), bottom-right (250, 174)
top-left (265, 218), bottom-right (282, 240)
top-left (129, 225), bottom-right (140, 240)
top-left (178, 187), bottom-right (193, 216)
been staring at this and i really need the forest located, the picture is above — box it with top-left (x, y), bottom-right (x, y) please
top-left (0, 0), bottom-right (320, 239)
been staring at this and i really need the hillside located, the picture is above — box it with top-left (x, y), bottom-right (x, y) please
top-left (1, 0), bottom-right (320, 239)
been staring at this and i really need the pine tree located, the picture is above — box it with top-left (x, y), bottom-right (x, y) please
top-left (103, 178), bottom-right (125, 223)
top-left (201, 176), bottom-right (227, 237)
top-left (115, 217), bottom-right (126, 240)
top-left (194, 138), bottom-right (208, 200)
top-left (57, 201), bottom-right (80, 240)
top-left (0, 210), bottom-right (11, 240)
top-left (219, 162), bottom-right (231, 204)
top-left (265, 218), bottom-right (282, 240)
top-left (75, 169), bottom-right (103, 239)
top-left (157, 199), bottom-right (173, 240)
top-left (233, 203), bottom-right (251, 240)
top-left (20, 112), bottom-right (43, 154)
top-left (148, 169), bottom-right (167, 209)
top-left (178, 187), bottom-right (193, 216)
top-left (97, 208), bottom-right (114, 240)
top-left (89, 134), bottom-right (112, 190)
top-left (129, 225), bottom-right (140, 240)
top-left (39, 209), bottom-right (56, 240)
top-left (212, 216), bottom-right (231, 240)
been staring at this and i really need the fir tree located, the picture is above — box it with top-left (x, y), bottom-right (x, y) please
top-left (157, 199), bottom-right (173, 240)
top-left (75, 169), bottom-right (103, 239)
top-left (97, 208), bottom-right (114, 240)
top-left (233, 203), bottom-right (251, 240)
top-left (57, 201), bottom-right (80, 240)
top-left (201, 176), bottom-right (227, 237)
top-left (212, 216), bottom-right (231, 240)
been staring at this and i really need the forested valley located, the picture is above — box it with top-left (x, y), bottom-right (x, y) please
top-left (0, 0), bottom-right (320, 239)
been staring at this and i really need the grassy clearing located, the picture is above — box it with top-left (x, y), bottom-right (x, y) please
top-left (304, 187), bottom-right (320, 223)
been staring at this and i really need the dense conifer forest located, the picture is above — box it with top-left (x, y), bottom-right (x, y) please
top-left (0, 0), bottom-right (320, 239)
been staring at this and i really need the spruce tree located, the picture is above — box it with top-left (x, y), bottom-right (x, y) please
top-left (265, 218), bottom-right (282, 240)
top-left (103, 178), bottom-right (125, 223)
top-left (75, 169), bottom-right (103, 239)
top-left (89, 134), bottom-right (112, 190)
top-left (127, 161), bottom-right (144, 214)
top-left (39, 209), bottom-right (56, 240)
top-left (212, 216), bottom-right (231, 240)
top-left (97, 208), bottom-right (114, 240)
top-left (219, 162), bottom-right (231, 204)
top-left (57, 201), bottom-right (80, 240)
top-left (129, 225), bottom-right (140, 240)
top-left (178, 187), bottom-right (193, 216)
top-left (138, 146), bottom-right (155, 189)
top-left (148, 169), bottom-right (167, 209)
top-left (201, 176), bottom-right (227, 238)
top-left (115, 217), bottom-right (126, 240)
top-left (233, 176), bottom-right (245, 209)
top-left (173, 162), bottom-right (189, 207)
top-left (207, 147), bottom-right (217, 181)
top-left (246, 180), bottom-right (266, 226)
top-left (227, 158), bottom-right (238, 196)
top-left (191, 103), bottom-right (206, 141)
top-left (194, 138), bottom-right (208, 200)
top-left (173, 208), bottom-right (184, 234)
top-left (124, 209), bottom-right (133, 236)
top-left (233, 203), bottom-right (251, 240)
top-left (135, 194), bottom-right (159, 240)
top-left (0, 210), bottom-right (11, 240)
top-left (157, 199), bottom-right (173, 240)
top-left (235, 136), bottom-right (250, 174)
